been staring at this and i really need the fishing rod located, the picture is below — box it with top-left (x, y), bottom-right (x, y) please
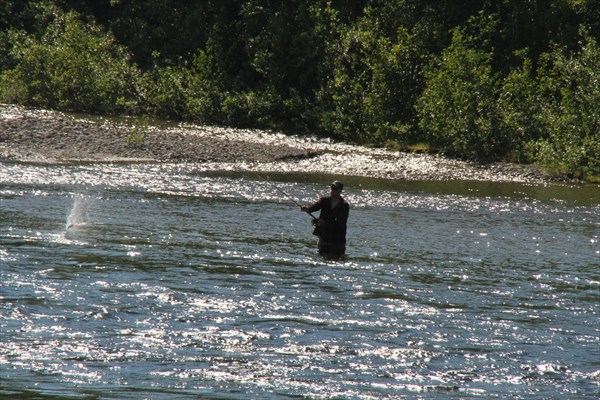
top-left (246, 170), bottom-right (318, 221)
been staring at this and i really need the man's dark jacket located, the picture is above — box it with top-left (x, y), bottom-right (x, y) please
top-left (307, 196), bottom-right (349, 244)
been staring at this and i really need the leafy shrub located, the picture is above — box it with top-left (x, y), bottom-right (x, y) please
top-left (185, 49), bottom-right (227, 124)
top-left (0, 3), bottom-right (140, 114)
top-left (497, 55), bottom-right (547, 162)
top-left (221, 85), bottom-right (282, 128)
top-left (325, 16), bottom-right (427, 146)
top-left (417, 28), bottom-right (504, 160)
top-left (127, 116), bottom-right (148, 146)
top-left (496, 28), bottom-right (599, 178)
top-left (534, 29), bottom-right (600, 178)
top-left (139, 59), bottom-right (189, 120)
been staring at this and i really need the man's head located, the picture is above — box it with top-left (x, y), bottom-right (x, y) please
top-left (331, 181), bottom-right (344, 193)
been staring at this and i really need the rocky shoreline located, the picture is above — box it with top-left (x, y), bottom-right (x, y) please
top-left (1, 104), bottom-right (549, 182)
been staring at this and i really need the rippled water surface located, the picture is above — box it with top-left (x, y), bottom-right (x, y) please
top-left (1, 162), bottom-right (599, 399)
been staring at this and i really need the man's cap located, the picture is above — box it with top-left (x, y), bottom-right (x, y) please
top-left (331, 181), bottom-right (344, 190)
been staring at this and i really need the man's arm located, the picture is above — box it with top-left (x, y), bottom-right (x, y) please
top-left (300, 198), bottom-right (324, 213)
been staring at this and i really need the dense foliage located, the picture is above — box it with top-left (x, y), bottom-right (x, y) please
top-left (1, 0), bottom-right (598, 179)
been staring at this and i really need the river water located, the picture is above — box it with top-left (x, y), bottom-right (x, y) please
top-left (1, 161), bottom-right (598, 399)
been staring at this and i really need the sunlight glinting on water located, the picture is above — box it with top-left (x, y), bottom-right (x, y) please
top-left (1, 162), bottom-right (598, 398)
top-left (4, 163), bottom-right (597, 220)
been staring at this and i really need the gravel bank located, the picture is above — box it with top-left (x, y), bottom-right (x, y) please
top-left (1, 104), bottom-right (548, 182)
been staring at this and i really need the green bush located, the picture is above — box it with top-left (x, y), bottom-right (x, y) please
top-left (326, 26), bottom-right (376, 142)
top-left (0, 3), bottom-right (139, 114)
top-left (185, 49), bottom-right (227, 124)
top-left (139, 59), bottom-right (189, 120)
top-left (417, 28), bottom-right (504, 160)
top-left (534, 29), bottom-right (600, 178)
top-left (496, 28), bottom-right (599, 178)
top-left (0, 67), bottom-right (28, 102)
top-left (221, 85), bottom-right (282, 128)
top-left (325, 14), bottom-right (427, 146)
top-left (497, 55), bottom-right (546, 162)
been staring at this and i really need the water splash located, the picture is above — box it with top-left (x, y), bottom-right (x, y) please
top-left (66, 194), bottom-right (91, 230)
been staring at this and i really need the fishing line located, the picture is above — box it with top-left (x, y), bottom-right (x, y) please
top-left (244, 169), bottom-right (318, 221)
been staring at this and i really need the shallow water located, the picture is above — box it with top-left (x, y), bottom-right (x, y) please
top-left (1, 162), bottom-right (599, 399)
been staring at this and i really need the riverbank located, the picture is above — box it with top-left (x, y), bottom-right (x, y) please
top-left (1, 104), bottom-right (549, 182)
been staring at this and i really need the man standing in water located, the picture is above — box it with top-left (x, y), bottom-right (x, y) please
top-left (301, 181), bottom-right (349, 258)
